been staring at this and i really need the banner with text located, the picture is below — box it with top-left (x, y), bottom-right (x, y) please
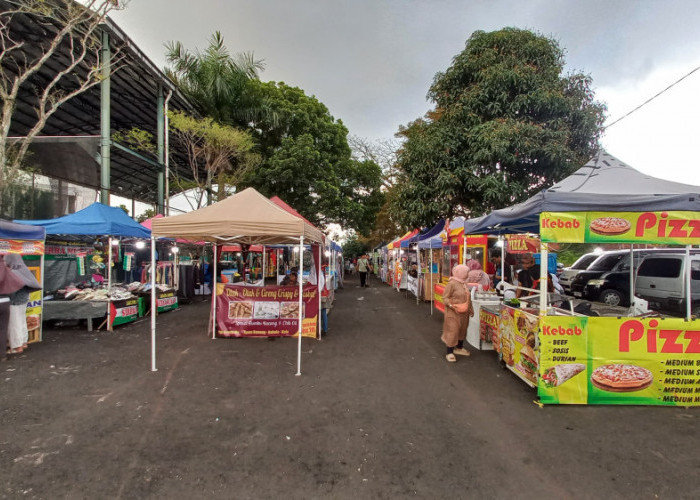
top-left (538, 316), bottom-right (700, 405)
top-left (505, 234), bottom-right (540, 254)
top-left (216, 284), bottom-right (318, 338)
top-left (540, 211), bottom-right (700, 244)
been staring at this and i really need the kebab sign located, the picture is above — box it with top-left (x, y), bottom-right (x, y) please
top-left (540, 211), bottom-right (700, 244)
top-left (538, 316), bottom-right (700, 406)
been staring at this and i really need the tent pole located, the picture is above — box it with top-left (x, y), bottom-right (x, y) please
top-left (539, 241), bottom-right (548, 316)
top-left (318, 242), bottom-right (322, 339)
top-left (150, 236), bottom-right (157, 371)
top-left (296, 236), bottom-right (304, 376)
top-left (262, 245), bottom-right (266, 286)
top-left (212, 243), bottom-right (218, 339)
top-left (686, 245), bottom-right (692, 321)
top-left (629, 244), bottom-right (634, 310)
top-left (416, 245), bottom-right (420, 305)
top-left (500, 236), bottom-right (505, 288)
top-left (107, 237), bottom-right (112, 331)
top-left (430, 249), bottom-right (434, 315)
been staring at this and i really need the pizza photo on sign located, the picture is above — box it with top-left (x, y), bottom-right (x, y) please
top-left (590, 364), bottom-right (653, 392)
top-left (542, 363), bottom-right (585, 388)
top-left (589, 217), bottom-right (631, 236)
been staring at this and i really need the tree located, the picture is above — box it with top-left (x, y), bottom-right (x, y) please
top-left (342, 234), bottom-right (369, 259)
top-left (136, 208), bottom-right (156, 223)
top-left (393, 28), bottom-right (606, 228)
top-left (244, 81), bottom-right (383, 234)
top-left (0, 0), bottom-right (126, 202)
top-left (165, 31), bottom-right (275, 128)
top-left (168, 110), bottom-right (259, 210)
top-left (117, 204), bottom-right (129, 215)
top-left (348, 135), bottom-right (401, 190)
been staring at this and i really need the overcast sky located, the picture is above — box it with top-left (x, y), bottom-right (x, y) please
top-left (112, 0), bottom-right (700, 188)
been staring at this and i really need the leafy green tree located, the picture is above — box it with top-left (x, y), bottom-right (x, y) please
top-left (342, 234), bottom-right (370, 259)
top-left (137, 208), bottom-right (156, 223)
top-left (393, 28), bottom-right (606, 227)
top-left (165, 31), bottom-right (275, 128)
top-left (244, 81), bottom-right (383, 234)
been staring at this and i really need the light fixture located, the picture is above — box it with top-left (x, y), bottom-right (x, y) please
top-left (594, 247), bottom-right (604, 255)
top-left (135, 241), bottom-right (146, 250)
top-left (111, 239), bottom-right (119, 246)
top-left (495, 239), bottom-right (504, 248)
top-left (171, 246), bottom-right (179, 254)
top-left (293, 246), bottom-right (299, 253)
top-left (324, 250), bottom-right (331, 257)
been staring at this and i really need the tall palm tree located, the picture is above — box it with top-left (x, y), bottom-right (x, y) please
top-left (165, 31), bottom-right (276, 127)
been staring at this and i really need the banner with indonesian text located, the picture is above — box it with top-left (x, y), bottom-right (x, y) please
top-left (540, 211), bottom-right (700, 244)
top-left (216, 284), bottom-right (318, 338)
top-left (538, 316), bottom-right (700, 405)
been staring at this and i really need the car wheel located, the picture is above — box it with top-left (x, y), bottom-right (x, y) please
top-left (600, 289), bottom-right (623, 307)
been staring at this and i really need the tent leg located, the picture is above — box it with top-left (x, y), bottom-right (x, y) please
top-left (151, 236), bottom-right (157, 371)
top-left (430, 250), bottom-right (433, 315)
top-left (212, 243), bottom-right (217, 339)
top-left (629, 244), bottom-right (634, 310)
top-left (686, 245), bottom-right (692, 321)
top-left (107, 237), bottom-right (112, 331)
top-left (296, 237), bottom-right (304, 376)
top-left (539, 242), bottom-right (548, 316)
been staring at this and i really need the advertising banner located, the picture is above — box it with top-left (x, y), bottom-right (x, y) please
top-left (110, 297), bottom-right (139, 327)
top-left (499, 305), bottom-right (540, 387)
top-left (407, 274), bottom-right (418, 296)
top-left (0, 240), bottom-right (44, 255)
top-left (479, 306), bottom-right (499, 352)
top-left (505, 234), bottom-right (539, 254)
top-left (538, 316), bottom-right (700, 405)
top-left (433, 283), bottom-right (445, 313)
top-left (26, 265), bottom-right (43, 343)
top-left (541, 211), bottom-right (700, 244)
top-left (216, 284), bottom-right (318, 338)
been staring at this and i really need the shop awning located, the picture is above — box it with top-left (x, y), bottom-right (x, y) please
top-left (387, 230), bottom-right (418, 250)
top-left (16, 203), bottom-right (151, 238)
top-left (0, 220), bottom-right (46, 241)
top-left (464, 150), bottom-right (700, 235)
top-left (151, 188), bottom-right (324, 245)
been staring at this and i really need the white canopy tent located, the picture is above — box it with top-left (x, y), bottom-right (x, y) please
top-left (150, 188), bottom-right (325, 374)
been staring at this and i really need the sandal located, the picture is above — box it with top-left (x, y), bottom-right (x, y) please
top-left (453, 347), bottom-right (471, 356)
top-left (446, 353), bottom-right (456, 362)
top-left (9, 347), bottom-right (23, 354)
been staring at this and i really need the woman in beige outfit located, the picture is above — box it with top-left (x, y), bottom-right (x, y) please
top-left (441, 264), bottom-right (473, 362)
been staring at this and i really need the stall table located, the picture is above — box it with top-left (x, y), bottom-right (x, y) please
top-left (43, 300), bottom-right (108, 331)
top-left (466, 291), bottom-right (501, 350)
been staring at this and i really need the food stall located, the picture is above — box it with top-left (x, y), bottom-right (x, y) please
top-left (465, 150), bottom-right (700, 404)
top-left (0, 220), bottom-right (46, 347)
top-left (17, 203), bottom-right (151, 331)
top-left (150, 188), bottom-right (325, 375)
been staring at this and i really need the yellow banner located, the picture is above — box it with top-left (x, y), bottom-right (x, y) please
top-left (540, 211), bottom-right (700, 244)
top-left (538, 316), bottom-right (700, 405)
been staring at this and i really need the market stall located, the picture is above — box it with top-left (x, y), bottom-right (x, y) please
top-left (17, 202), bottom-right (151, 331)
top-left (150, 188), bottom-right (325, 375)
top-left (0, 221), bottom-right (46, 354)
top-left (465, 151), bottom-right (700, 404)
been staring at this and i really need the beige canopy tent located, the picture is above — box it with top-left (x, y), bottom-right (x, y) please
top-left (148, 187), bottom-right (325, 374)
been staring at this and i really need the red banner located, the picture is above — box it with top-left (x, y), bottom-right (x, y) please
top-left (505, 234), bottom-right (539, 254)
top-left (0, 240), bottom-right (44, 255)
top-left (216, 284), bottom-right (319, 338)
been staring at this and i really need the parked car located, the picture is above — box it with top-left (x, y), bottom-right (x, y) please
top-left (558, 253), bottom-right (597, 293)
top-left (636, 254), bottom-right (700, 316)
top-left (569, 251), bottom-right (626, 299)
top-left (577, 248), bottom-right (700, 306)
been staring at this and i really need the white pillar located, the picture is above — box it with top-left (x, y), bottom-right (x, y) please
top-left (212, 243), bottom-right (218, 339)
top-left (150, 236), bottom-right (157, 371)
top-left (539, 241), bottom-right (548, 316)
top-left (686, 245), bottom-right (692, 321)
top-left (629, 244), bottom-right (634, 309)
top-left (296, 236), bottom-right (304, 376)
top-left (107, 237), bottom-right (113, 331)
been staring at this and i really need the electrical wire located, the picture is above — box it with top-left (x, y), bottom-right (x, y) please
top-left (604, 64), bottom-right (700, 130)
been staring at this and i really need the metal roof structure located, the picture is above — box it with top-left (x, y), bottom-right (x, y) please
top-left (3, 0), bottom-right (202, 206)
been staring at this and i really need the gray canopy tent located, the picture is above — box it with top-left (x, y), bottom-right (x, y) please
top-left (464, 150), bottom-right (700, 317)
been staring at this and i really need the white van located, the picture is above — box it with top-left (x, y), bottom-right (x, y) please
top-left (635, 254), bottom-right (700, 316)
top-left (558, 252), bottom-right (597, 293)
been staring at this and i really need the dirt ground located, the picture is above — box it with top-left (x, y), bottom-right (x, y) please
top-left (1, 273), bottom-right (699, 499)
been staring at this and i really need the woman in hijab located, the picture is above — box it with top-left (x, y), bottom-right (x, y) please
top-left (441, 264), bottom-right (474, 362)
top-left (466, 259), bottom-right (491, 290)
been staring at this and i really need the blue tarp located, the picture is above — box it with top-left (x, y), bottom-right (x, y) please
top-left (0, 220), bottom-right (46, 241)
top-left (16, 203), bottom-right (151, 238)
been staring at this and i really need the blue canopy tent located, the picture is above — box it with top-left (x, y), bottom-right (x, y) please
top-left (0, 220), bottom-right (46, 241)
top-left (16, 203), bottom-right (151, 331)
top-left (16, 202), bottom-right (151, 238)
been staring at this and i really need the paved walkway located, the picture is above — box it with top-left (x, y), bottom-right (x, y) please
top-left (1, 274), bottom-right (698, 498)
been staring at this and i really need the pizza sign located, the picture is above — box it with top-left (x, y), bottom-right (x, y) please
top-left (541, 211), bottom-right (700, 244)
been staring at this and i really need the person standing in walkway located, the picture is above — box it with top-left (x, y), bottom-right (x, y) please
top-left (441, 264), bottom-right (474, 362)
top-left (357, 254), bottom-right (371, 288)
